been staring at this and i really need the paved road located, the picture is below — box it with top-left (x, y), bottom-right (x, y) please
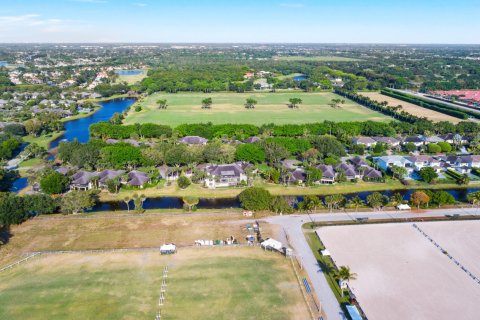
top-left (263, 207), bottom-right (480, 320)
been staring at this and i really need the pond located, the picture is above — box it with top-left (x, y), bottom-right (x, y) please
top-left (293, 75), bottom-right (307, 81)
top-left (88, 187), bottom-right (480, 212)
top-left (115, 70), bottom-right (143, 76)
top-left (49, 98), bottom-right (136, 149)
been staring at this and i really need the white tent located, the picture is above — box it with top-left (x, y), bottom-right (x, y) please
top-left (261, 238), bottom-right (283, 252)
top-left (160, 244), bottom-right (177, 254)
top-left (397, 204), bottom-right (411, 210)
top-left (321, 249), bottom-right (331, 256)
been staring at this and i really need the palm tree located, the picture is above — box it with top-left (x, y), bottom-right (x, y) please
top-left (90, 175), bottom-right (100, 189)
top-left (201, 97), bottom-right (213, 109)
top-left (288, 97), bottom-right (302, 109)
top-left (337, 265), bottom-right (357, 296)
top-left (123, 196), bottom-right (131, 212)
top-left (367, 192), bottom-right (384, 211)
top-left (348, 196), bottom-right (364, 212)
top-left (467, 191), bottom-right (480, 207)
top-left (245, 98), bottom-right (257, 109)
top-left (157, 99), bottom-right (168, 109)
top-left (182, 196), bottom-right (199, 212)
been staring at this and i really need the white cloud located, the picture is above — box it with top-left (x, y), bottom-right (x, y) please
top-left (0, 14), bottom-right (93, 41)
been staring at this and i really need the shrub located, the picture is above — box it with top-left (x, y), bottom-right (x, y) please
top-left (238, 187), bottom-right (272, 211)
top-left (177, 175), bottom-right (191, 189)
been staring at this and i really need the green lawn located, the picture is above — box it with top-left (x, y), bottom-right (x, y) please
top-left (115, 69), bottom-right (148, 85)
top-left (22, 132), bottom-right (64, 149)
top-left (124, 92), bottom-right (392, 126)
top-left (0, 248), bottom-right (307, 320)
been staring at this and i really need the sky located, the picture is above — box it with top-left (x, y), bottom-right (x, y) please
top-left (0, 0), bottom-right (478, 43)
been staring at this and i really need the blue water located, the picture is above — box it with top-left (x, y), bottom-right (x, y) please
top-left (88, 188), bottom-right (480, 212)
top-left (293, 75), bottom-right (307, 81)
top-left (115, 70), bottom-right (143, 76)
top-left (49, 98), bottom-right (136, 149)
top-left (0, 61), bottom-right (7, 67)
top-left (10, 177), bottom-right (28, 193)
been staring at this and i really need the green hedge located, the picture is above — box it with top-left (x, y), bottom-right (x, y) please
top-left (381, 88), bottom-right (471, 120)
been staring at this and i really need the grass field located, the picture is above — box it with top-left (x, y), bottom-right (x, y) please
top-left (115, 69), bottom-right (148, 85)
top-left (0, 247), bottom-right (309, 320)
top-left (0, 212), bottom-right (278, 266)
top-left (360, 92), bottom-right (462, 123)
top-left (124, 92), bottom-right (392, 126)
top-left (273, 56), bottom-right (361, 62)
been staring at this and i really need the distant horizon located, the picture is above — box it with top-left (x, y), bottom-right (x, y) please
top-left (0, 0), bottom-right (478, 43)
top-left (0, 42), bottom-right (479, 46)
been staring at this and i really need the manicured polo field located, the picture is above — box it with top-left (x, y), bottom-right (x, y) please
top-left (124, 92), bottom-right (392, 126)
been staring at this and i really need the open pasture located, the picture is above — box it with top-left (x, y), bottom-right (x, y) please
top-left (124, 92), bottom-right (392, 126)
top-left (0, 247), bottom-right (309, 320)
top-left (361, 91), bottom-right (462, 123)
top-left (317, 221), bottom-right (480, 320)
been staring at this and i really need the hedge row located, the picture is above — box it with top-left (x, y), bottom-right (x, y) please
top-left (381, 88), bottom-right (471, 120)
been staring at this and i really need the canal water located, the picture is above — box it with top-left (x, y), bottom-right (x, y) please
top-left (88, 188), bottom-right (480, 212)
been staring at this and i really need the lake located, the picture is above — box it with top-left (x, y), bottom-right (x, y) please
top-left (115, 70), bottom-right (143, 76)
top-left (49, 98), bottom-right (136, 149)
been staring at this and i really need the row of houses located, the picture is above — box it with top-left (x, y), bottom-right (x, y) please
top-left (374, 155), bottom-right (480, 177)
top-left (281, 157), bottom-right (383, 185)
top-left (60, 169), bottom-right (151, 190)
top-left (352, 134), bottom-right (469, 148)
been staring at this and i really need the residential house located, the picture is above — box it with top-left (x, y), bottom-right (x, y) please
top-left (403, 136), bottom-right (424, 147)
top-left (422, 135), bottom-right (444, 144)
top-left (128, 171), bottom-right (150, 188)
top-left (335, 163), bottom-right (360, 180)
top-left (374, 155), bottom-right (414, 173)
top-left (179, 136), bottom-right (208, 145)
top-left (317, 165), bottom-right (336, 184)
top-left (71, 171), bottom-right (98, 190)
top-left (204, 163), bottom-right (247, 189)
top-left (362, 167), bottom-right (383, 181)
top-left (352, 137), bottom-right (377, 148)
top-left (244, 136), bottom-right (261, 144)
top-left (373, 136), bottom-right (400, 148)
top-left (350, 156), bottom-right (369, 167)
top-left (408, 155), bottom-right (441, 173)
top-left (440, 134), bottom-right (468, 145)
top-left (97, 170), bottom-right (125, 188)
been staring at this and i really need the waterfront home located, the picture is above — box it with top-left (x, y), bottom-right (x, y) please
top-left (317, 164), bottom-right (336, 184)
top-left (97, 170), bottom-right (125, 188)
top-left (179, 136), bottom-right (208, 145)
top-left (71, 171), bottom-right (98, 190)
top-left (374, 155), bottom-right (414, 172)
top-left (408, 155), bottom-right (441, 173)
top-left (362, 167), bottom-right (383, 181)
top-left (335, 163), bottom-right (360, 180)
top-left (352, 137), bottom-right (377, 148)
top-left (204, 163), bottom-right (248, 189)
top-left (127, 171), bottom-right (150, 188)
